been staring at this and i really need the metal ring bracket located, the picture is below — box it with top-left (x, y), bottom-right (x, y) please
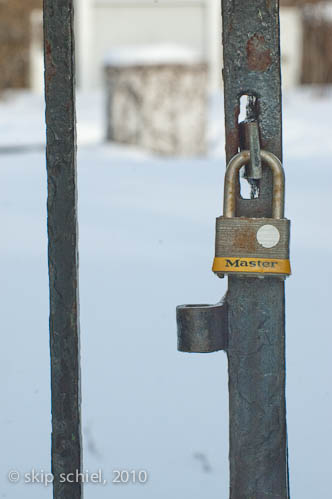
top-left (177, 299), bottom-right (228, 353)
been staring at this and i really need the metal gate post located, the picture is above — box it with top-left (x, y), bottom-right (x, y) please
top-left (222, 2), bottom-right (289, 497)
top-left (177, 2), bottom-right (290, 498)
top-left (43, 2), bottom-right (82, 498)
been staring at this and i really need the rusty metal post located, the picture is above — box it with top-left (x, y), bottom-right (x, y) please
top-left (43, 1), bottom-right (82, 498)
top-left (222, 1), bottom-right (290, 497)
top-left (177, 2), bottom-right (290, 497)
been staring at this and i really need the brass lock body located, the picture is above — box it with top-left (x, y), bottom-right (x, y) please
top-left (213, 150), bottom-right (291, 278)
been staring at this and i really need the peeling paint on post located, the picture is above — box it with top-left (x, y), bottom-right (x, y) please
top-left (43, 1), bottom-right (82, 498)
top-left (221, 1), bottom-right (290, 497)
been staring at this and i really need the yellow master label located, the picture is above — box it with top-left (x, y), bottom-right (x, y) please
top-left (212, 257), bottom-right (291, 275)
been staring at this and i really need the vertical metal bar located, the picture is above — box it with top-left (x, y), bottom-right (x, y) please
top-left (241, 120), bottom-right (262, 181)
top-left (221, 1), bottom-right (290, 497)
top-left (43, 2), bottom-right (82, 498)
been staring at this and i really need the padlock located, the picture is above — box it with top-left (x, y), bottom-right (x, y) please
top-left (212, 150), bottom-right (291, 278)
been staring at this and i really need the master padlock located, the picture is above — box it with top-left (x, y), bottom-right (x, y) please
top-left (212, 150), bottom-right (291, 278)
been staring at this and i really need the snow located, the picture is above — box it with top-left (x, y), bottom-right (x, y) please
top-left (0, 90), bottom-right (104, 149)
top-left (0, 87), bottom-right (331, 498)
top-left (104, 44), bottom-right (204, 67)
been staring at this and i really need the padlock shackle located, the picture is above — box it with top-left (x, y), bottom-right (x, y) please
top-left (223, 150), bottom-right (285, 219)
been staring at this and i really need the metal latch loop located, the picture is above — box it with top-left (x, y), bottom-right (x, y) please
top-left (224, 150), bottom-right (285, 219)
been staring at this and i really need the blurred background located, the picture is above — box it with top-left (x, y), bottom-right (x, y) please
top-left (2, 0), bottom-right (332, 94)
top-left (0, 0), bottom-right (331, 498)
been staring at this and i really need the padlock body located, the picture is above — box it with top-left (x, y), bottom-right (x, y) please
top-left (213, 217), bottom-right (291, 277)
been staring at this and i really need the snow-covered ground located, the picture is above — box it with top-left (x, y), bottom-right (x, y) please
top-left (0, 88), bottom-right (331, 498)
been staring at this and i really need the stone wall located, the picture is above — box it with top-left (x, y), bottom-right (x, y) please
top-left (0, 0), bottom-right (42, 90)
top-left (105, 60), bottom-right (208, 156)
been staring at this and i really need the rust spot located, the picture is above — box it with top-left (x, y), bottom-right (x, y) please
top-left (225, 128), bottom-right (239, 161)
top-left (234, 104), bottom-right (240, 125)
top-left (246, 34), bottom-right (272, 72)
top-left (45, 39), bottom-right (51, 57)
top-left (225, 105), bottom-right (240, 159)
top-left (232, 225), bottom-right (257, 252)
top-left (45, 39), bottom-right (56, 88)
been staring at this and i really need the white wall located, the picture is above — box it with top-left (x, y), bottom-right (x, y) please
top-left (75, 0), bottom-right (222, 92)
top-left (75, 0), bottom-right (94, 93)
top-left (29, 10), bottom-right (44, 94)
top-left (280, 7), bottom-right (303, 89)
